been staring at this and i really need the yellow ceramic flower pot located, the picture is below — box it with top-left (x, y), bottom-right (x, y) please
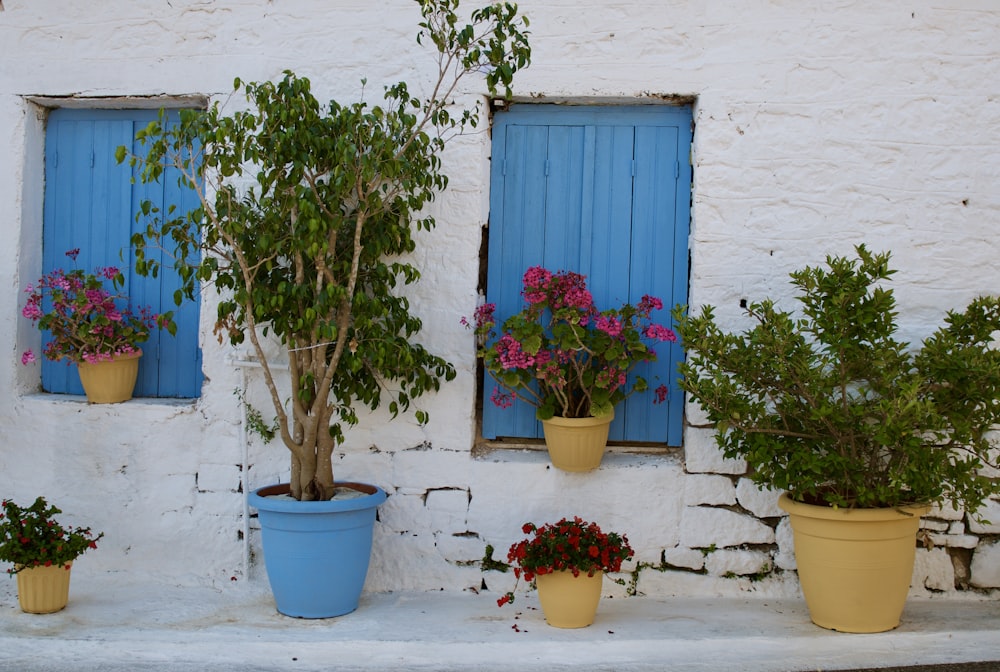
top-left (779, 493), bottom-right (930, 633)
top-left (77, 351), bottom-right (141, 403)
top-left (16, 563), bottom-right (73, 614)
top-left (540, 412), bottom-right (614, 472)
top-left (535, 570), bottom-right (603, 628)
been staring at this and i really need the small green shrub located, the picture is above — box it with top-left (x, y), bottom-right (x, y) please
top-left (674, 245), bottom-right (1000, 511)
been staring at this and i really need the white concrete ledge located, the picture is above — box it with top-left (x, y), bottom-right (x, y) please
top-left (2, 575), bottom-right (999, 672)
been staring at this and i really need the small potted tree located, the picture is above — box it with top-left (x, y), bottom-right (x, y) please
top-left (673, 245), bottom-right (1000, 632)
top-left (0, 497), bottom-right (103, 614)
top-left (118, 1), bottom-right (530, 617)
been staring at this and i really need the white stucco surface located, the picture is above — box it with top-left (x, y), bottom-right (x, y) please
top-left (1, 0), bottom-right (999, 606)
top-left (2, 575), bottom-right (1000, 672)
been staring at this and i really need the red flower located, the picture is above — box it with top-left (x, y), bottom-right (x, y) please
top-left (498, 517), bottom-right (635, 608)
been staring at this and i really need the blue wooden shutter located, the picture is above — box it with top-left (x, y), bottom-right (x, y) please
top-left (42, 109), bottom-right (203, 398)
top-left (485, 105), bottom-right (691, 444)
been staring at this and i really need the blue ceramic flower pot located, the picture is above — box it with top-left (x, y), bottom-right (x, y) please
top-left (249, 482), bottom-right (387, 618)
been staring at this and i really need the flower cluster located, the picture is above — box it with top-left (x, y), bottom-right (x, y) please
top-left (466, 267), bottom-right (676, 419)
top-left (0, 497), bottom-right (103, 574)
top-left (21, 249), bottom-right (170, 365)
top-left (497, 517), bottom-right (634, 606)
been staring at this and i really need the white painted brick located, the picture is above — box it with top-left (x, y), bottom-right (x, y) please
top-left (929, 502), bottom-right (964, 522)
top-left (968, 499), bottom-right (1000, 534)
top-left (920, 519), bottom-right (950, 532)
top-left (704, 549), bottom-right (771, 577)
top-left (193, 491), bottom-right (244, 518)
top-left (378, 491), bottom-right (428, 535)
top-left (912, 547), bottom-right (955, 593)
top-left (663, 547), bottom-right (706, 571)
top-left (155, 473), bottom-right (198, 508)
top-left (971, 541), bottom-right (1000, 589)
top-left (684, 428), bottom-right (746, 475)
top-left (197, 463), bottom-right (241, 493)
top-left (435, 532), bottom-right (484, 564)
top-left (679, 506), bottom-right (775, 549)
top-left (683, 474), bottom-right (736, 507)
top-left (929, 533), bottom-right (980, 550)
top-left (424, 488), bottom-right (470, 533)
top-left (774, 517), bottom-right (797, 571)
top-left (735, 479), bottom-right (783, 518)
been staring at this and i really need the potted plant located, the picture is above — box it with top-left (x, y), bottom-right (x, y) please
top-left (673, 244), bottom-right (1000, 632)
top-left (0, 497), bottom-right (103, 614)
top-left (467, 266), bottom-right (676, 471)
top-left (117, 1), bottom-right (531, 618)
top-left (20, 248), bottom-right (171, 403)
top-left (497, 516), bottom-right (634, 628)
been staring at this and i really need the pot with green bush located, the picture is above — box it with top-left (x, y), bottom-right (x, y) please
top-left (0, 497), bottom-right (103, 614)
top-left (673, 245), bottom-right (1000, 633)
top-left (118, 1), bottom-right (530, 618)
top-left (468, 267), bottom-right (676, 471)
top-left (497, 516), bottom-right (634, 628)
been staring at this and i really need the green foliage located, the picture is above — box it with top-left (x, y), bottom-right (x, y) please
top-left (0, 497), bottom-right (103, 574)
top-left (480, 544), bottom-right (509, 572)
top-left (673, 245), bottom-right (1000, 511)
top-left (234, 388), bottom-right (279, 443)
top-left (468, 268), bottom-right (674, 419)
top-left (118, 1), bottom-right (530, 500)
top-left (20, 249), bottom-right (170, 365)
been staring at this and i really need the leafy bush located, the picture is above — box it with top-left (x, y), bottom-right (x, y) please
top-left (0, 497), bottom-right (103, 574)
top-left (673, 245), bottom-right (1000, 510)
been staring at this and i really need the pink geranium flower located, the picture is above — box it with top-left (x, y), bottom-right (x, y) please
top-left (19, 249), bottom-right (172, 365)
top-left (464, 266), bottom-right (676, 419)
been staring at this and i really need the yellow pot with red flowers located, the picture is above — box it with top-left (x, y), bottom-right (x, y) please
top-left (0, 497), bottom-right (103, 613)
top-left (497, 517), bottom-right (634, 628)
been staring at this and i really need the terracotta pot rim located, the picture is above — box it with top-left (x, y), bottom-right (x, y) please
top-left (542, 411), bottom-right (615, 428)
top-left (778, 492), bottom-right (931, 520)
top-left (78, 350), bottom-right (143, 365)
top-left (249, 482), bottom-right (388, 514)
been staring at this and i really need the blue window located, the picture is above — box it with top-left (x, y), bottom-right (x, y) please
top-left (42, 108), bottom-right (203, 398)
top-left (484, 105), bottom-right (692, 445)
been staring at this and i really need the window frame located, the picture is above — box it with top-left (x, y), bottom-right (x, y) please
top-left (481, 103), bottom-right (693, 447)
top-left (36, 105), bottom-right (204, 400)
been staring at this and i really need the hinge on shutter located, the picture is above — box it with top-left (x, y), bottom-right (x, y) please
top-left (90, 151), bottom-right (95, 168)
top-left (631, 160), bottom-right (636, 177)
top-left (675, 160), bottom-right (680, 180)
top-left (544, 159), bottom-right (550, 176)
top-left (502, 159), bottom-right (507, 176)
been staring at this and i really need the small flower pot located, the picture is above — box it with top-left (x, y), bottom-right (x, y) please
top-left (77, 351), bottom-right (141, 403)
top-left (16, 563), bottom-right (73, 614)
top-left (535, 570), bottom-right (603, 628)
top-left (540, 411), bottom-right (614, 472)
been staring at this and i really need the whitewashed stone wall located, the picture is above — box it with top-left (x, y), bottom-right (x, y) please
top-left (1, 0), bottom-right (999, 602)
